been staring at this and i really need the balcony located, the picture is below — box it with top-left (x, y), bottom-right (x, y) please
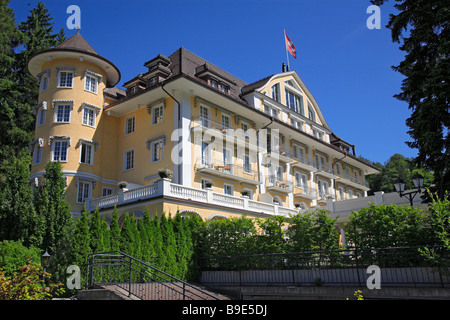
top-left (294, 186), bottom-right (317, 200)
top-left (266, 176), bottom-right (293, 193)
top-left (264, 147), bottom-right (292, 164)
top-left (291, 156), bottom-right (315, 171)
top-left (86, 179), bottom-right (299, 217)
top-left (194, 157), bottom-right (260, 185)
top-left (314, 164), bottom-right (337, 179)
top-left (335, 172), bottom-right (370, 189)
top-left (191, 116), bottom-right (259, 151)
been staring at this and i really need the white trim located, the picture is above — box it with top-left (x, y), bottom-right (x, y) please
top-left (123, 148), bottom-right (135, 171)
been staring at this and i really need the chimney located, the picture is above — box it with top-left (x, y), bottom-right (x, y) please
top-left (282, 63), bottom-right (286, 72)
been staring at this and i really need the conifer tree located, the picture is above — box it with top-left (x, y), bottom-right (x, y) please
top-left (0, 151), bottom-right (44, 248)
top-left (101, 220), bottom-right (111, 252)
top-left (160, 213), bottom-right (178, 276)
top-left (70, 207), bottom-right (91, 273)
top-left (109, 206), bottom-right (121, 251)
top-left (149, 212), bottom-right (164, 270)
top-left (89, 207), bottom-right (104, 253)
top-left (33, 161), bottom-right (72, 254)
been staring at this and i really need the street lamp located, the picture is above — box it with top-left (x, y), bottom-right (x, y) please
top-left (393, 173), bottom-right (424, 206)
top-left (41, 250), bottom-right (50, 288)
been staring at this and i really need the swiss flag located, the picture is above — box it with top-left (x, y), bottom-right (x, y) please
top-left (285, 31), bottom-right (297, 59)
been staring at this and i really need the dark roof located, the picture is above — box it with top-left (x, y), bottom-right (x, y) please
top-left (55, 33), bottom-right (98, 55)
top-left (241, 74), bottom-right (275, 96)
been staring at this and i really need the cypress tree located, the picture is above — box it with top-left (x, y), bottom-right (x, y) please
top-left (89, 207), bottom-right (103, 253)
top-left (0, 151), bottom-right (44, 247)
top-left (149, 212), bottom-right (164, 270)
top-left (160, 213), bottom-right (178, 277)
top-left (34, 161), bottom-right (72, 254)
top-left (109, 206), bottom-right (121, 251)
top-left (70, 207), bottom-right (91, 273)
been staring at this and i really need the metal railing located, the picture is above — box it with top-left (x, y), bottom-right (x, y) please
top-left (199, 246), bottom-right (450, 287)
top-left (86, 251), bottom-right (221, 300)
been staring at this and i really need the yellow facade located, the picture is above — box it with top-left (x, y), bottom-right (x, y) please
top-left (28, 34), bottom-right (379, 226)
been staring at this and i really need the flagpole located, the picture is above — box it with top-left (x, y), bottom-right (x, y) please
top-left (284, 29), bottom-right (290, 70)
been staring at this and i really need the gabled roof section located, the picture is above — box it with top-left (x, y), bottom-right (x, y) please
top-left (241, 70), bottom-right (331, 131)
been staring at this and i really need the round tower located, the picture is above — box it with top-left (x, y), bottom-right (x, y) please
top-left (27, 32), bottom-right (121, 215)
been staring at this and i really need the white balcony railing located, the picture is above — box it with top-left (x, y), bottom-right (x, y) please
top-left (86, 179), bottom-right (299, 217)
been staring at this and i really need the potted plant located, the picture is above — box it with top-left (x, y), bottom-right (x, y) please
top-left (205, 181), bottom-right (213, 189)
top-left (118, 181), bottom-right (128, 190)
top-left (240, 190), bottom-right (250, 198)
top-left (158, 168), bottom-right (173, 180)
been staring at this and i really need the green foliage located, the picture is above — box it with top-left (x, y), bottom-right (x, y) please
top-left (0, 151), bottom-right (44, 248)
top-left (0, 263), bottom-right (64, 300)
top-left (33, 161), bottom-right (72, 254)
top-left (345, 203), bottom-right (433, 249)
top-left (366, 153), bottom-right (433, 195)
top-left (371, 0), bottom-right (450, 198)
top-left (0, 241), bottom-right (41, 277)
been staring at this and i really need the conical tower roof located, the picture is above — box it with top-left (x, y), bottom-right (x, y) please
top-left (28, 32), bottom-right (120, 87)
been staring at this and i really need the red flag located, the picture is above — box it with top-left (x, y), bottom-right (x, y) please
top-left (284, 31), bottom-right (297, 59)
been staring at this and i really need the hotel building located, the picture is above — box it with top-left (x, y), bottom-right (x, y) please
top-left (27, 33), bottom-right (380, 224)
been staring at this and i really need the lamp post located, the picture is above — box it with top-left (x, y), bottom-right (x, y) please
top-left (41, 250), bottom-right (50, 287)
top-left (393, 173), bottom-right (424, 206)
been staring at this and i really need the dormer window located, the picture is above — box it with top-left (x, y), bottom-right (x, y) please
top-left (286, 90), bottom-right (304, 115)
top-left (271, 83), bottom-right (280, 102)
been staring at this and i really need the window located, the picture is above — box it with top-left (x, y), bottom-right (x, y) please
top-left (318, 180), bottom-right (329, 198)
top-left (201, 179), bottom-right (212, 190)
top-left (308, 102), bottom-right (316, 122)
top-left (40, 75), bottom-right (48, 92)
top-left (241, 122), bottom-right (250, 139)
top-left (291, 118), bottom-right (303, 131)
top-left (36, 108), bottom-right (46, 127)
top-left (102, 187), bottom-right (114, 197)
top-left (58, 70), bottom-right (73, 88)
top-left (271, 83), bottom-right (280, 102)
top-left (312, 128), bottom-right (324, 141)
top-left (201, 142), bottom-right (211, 165)
top-left (124, 149), bottom-right (134, 170)
top-left (285, 91), bottom-right (304, 115)
top-left (224, 184), bottom-right (233, 196)
top-left (33, 144), bottom-right (42, 165)
top-left (221, 114), bottom-right (230, 129)
top-left (82, 107), bottom-right (96, 127)
top-left (264, 105), bottom-right (279, 119)
top-left (151, 140), bottom-right (164, 162)
top-left (339, 187), bottom-right (345, 200)
top-left (292, 145), bottom-right (306, 162)
top-left (125, 116), bottom-right (135, 135)
top-left (84, 75), bottom-right (98, 93)
top-left (200, 105), bottom-right (210, 127)
top-left (77, 181), bottom-right (91, 203)
top-left (223, 148), bottom-right (232, 172)
top-left (152, 105), bottom-right (164, 125)
top-left (243, 149), bottom-right (251, 173)
top-left (219, 83), bottom-right (229, 94)
top-left (52, 141), bottom-right (69, 162)
top-left (295, 171), bottom-right (307, 188)
top-left (80, 142), bottom-right (94, 165)
top-left (55, 105), bottom-right (71, 123)
top-left (348, 189), bottom-right (354, 199)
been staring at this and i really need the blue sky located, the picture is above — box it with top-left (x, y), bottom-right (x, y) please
top-left (9, 0), bottom-right (415, 165)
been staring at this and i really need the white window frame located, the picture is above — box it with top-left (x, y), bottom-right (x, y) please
top-left (36, 108), bottom-right (46, 127)
top-left (318, 179), bottom-right (330, 198)
top-left (40, 74), bottom-right (48, 92)
top-left (33, 144), bottom-right (42, 165)
top-left (82, 107), bottom-right (96, 128)
top-left (102, 187), bottom-right (114, 197)
top-left (152, 104), bottom-right (164, 125)
top-left (57, 70), bottom-right (74, 88)
top-left (223, 184), bottom-right (233, 196)
top-left (84, 74), bottom-right (98, 94)
top-left (151, 139), bottom-right (164, 163)
top-left (54, 104), bottom-right (72, 123)
top-left (51, 140), bottom-right (69, 162)
top-left (271, 83), bottom-right (280, 102)
top-left (125, 115), bottom-right (136, 135)
top-left (294, 170), bottom-right (307, 188)
top-left (292, 144), bottom-right (306, 162)
top-left (77, 181), bottom-right (92, 204)
top-left (79, 142), bottom-right (94, 165)
top-left (124, 148), bottom-right (135, 171)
